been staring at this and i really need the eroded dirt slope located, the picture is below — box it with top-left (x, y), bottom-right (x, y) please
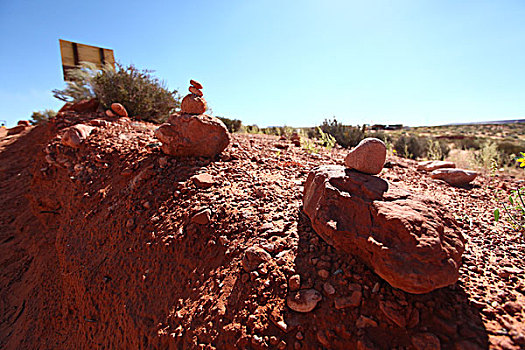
top-left (1, 112), bottom-right (524, 349)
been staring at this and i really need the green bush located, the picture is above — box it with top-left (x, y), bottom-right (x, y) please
top-left (320, 118), bottom-right (364, 148)
top-left (53, 62), bottom-right (180, 124)
top-left (393, 134), bottom-right (428, 159)
top-left (454, 137), bottom-right (482, 150)
top-left (30, 109), bottom-right (57, 124)
top-left (426, 139), bottom-right (450, 160)
top-left (218, 117), bottom-right (242, 133)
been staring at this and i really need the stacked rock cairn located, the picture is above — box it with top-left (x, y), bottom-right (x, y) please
top-left (154, 80), bottom-right (230, 158)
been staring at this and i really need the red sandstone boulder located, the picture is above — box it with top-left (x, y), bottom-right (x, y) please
top-left (430, 168), bottom-right (478, 186)
top-left (303, 165), bottom-right (464, 294)
top-left (18, 120), bottom-right (31, 126)
top-left (62, 124), bottom-right (95, 148)
top-left (110, 103), bottom-right (128, 118)
top-left (155, 114), bottom-right (230, 158)
top-left (181, 94), bottom-right (207, 115)
top-left (344, 138), bottom-right (386, 175)
top-left (417, 160), bottom-right (456, 171)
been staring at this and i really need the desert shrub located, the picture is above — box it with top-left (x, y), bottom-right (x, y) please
top-left (497, 141), bottom-right (523, 158)
top-left (494, 154), bottom-right (525, 236)
top-left (52, 64), bottom-right (97, 102)
top-left (426, 139), bottom-right (450, 160)
top-left (30, 109), bottom-right (57, 124)
top-left (218, 117), bottom-right (242, 133)
top-left (242, 125), bottom-right (260, 134)
top-left (53, 62), bottom-right (180, 124)
top-left (474, 141), bottom-right (500, 168)
top-left (454, 137), bottom-right (481, 150)
top-left (393, 134), bottom-right (428, 159)
top-left (319, 118), bottom-right (364, 148)
top-left (366, 131), bottom-right (391, 143)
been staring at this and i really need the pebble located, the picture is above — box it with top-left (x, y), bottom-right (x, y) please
top-left (318, 269), bottom-right (330, 279)
top-left (289, 275), bottom-right (301, 291)
top-left (287, 289), bottom-right (322, 313)
top-left (334, 291), bottom-right (362, 309)
top-left (323, 282), bottom-right (335, 295)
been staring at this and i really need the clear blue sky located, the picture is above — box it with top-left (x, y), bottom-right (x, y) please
top-left (1, 0), bottom-right (524, 127)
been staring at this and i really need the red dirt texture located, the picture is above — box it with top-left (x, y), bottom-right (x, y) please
top-left (1, 110), bottom-right (524, 349)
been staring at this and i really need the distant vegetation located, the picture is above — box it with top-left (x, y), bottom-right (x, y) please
top-left (218, 116), bottom-right (524, 176)
top-left (53, 63), bottom-right (180, 123)
top-left (30, 109), bottom-right (57, 125)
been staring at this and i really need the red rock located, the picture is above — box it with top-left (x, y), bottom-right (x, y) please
top-left (289, 275), bottom-right (301, 291)
top-left (303, 165), bottom-right (465, 294)
top-left (241, 246), bottom-right (271, 272)
top-left (430, 168), bottom-right (478, 186)
top-left (344, 138), bottom-right (386, 175)
top-left (7, 125), bottom-right (26, 135)
top-left (286, 289), bottom-right (322, 313)
top-left (417, 160), bottom-right (456, 171)
top-left (89, 119), bottom-right (112, 127)
top-left (105, 109), bottom-right (116, 117)
top-left (380, 300), bottom-right (407, 327)
top-left (62, 124), bottom-right (95, 148)
top-left (190, 79), bottom-right (203, 89)
top-left (181, 94), bottom-right (207, 115)
top-left (191, 209), bottom-right (211, 225)
top-left (334, 291), bottom-right (362, 309)
top-left (18, 120), bottom-right (30, 126)
top-left (192, 173), bottom-right (215, 188)
top-left (155, 114), bottom-right (230, 158)
top-left (111, 103), bottom-right (128, 118)
top-left (61, 98), bottom-right (99, 113)
top-left (411, 332), bottom-right (441, 350)
top-left (189, 86), bottom-right (203, 97)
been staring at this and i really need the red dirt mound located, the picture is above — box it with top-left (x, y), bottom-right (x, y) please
top-left (1, 111), bottom-right (524, 349)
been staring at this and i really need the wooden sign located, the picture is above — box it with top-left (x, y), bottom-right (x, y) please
top-left (59, 39), bottom-right (115, 81)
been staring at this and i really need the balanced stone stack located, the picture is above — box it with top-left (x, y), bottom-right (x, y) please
top-left (302, 138), bottom-right (465, 294)
top-left (155, 80), bottom-right (230, 158)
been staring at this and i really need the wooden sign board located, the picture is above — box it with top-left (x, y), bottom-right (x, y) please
top-left (59, 39), bottom-right (115, 81)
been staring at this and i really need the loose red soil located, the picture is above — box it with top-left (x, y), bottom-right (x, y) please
top-left (1, 112), bottom-right (524, 349)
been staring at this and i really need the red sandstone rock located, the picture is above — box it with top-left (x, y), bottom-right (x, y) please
top-left (344, 138), bottom-right (386, 175)
top-left (192, 173), bottom-right (215, 188)
top-left (286, 289), bottom-right (322, 313)
top-left (61, 124), bottom-right (95, 148)
top-left (191, 209), bottom-right (211, 225)
top-left (430, 168), bottom-right (478, 186)
top-left (303, 165), bottom-right (465, 294)
top-left (60, 98), bottom-right (99, 113)
top-left (110, 103), bottom-right (128, 118)
top-left (105, 109), bottom-right (116, 117)
top-left (155, 114), bottom-right (230, 158)
top-left (241, 246), bottom-right (271, 272)
top-left (7, 125), bottom-right (26, 135)
top-left (181, 94), bottom-right (207, 115)
top-left (189, 86), bottom-right (203, 97)
top-left (18, 120), bottom-right (30, 126)
top-left (417, 160), bottom-right (456, 171)
top-left (190, 79), bottom-right (203, 89)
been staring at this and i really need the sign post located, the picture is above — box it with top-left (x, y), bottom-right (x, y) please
top-left (59, 39), bottom-right (115, 81)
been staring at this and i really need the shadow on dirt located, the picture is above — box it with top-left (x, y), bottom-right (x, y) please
top-left (286, 210), bottom-right (489, 349)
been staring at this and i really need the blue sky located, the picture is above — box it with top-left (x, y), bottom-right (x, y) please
top-left (1, 0), bottom-right (524, 127)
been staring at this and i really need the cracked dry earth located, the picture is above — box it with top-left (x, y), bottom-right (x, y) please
top-left (0, 111), bottom-right (524, 349)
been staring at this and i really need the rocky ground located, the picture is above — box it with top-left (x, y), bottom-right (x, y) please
top-left (0, 110), bottom-right (524, 349)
